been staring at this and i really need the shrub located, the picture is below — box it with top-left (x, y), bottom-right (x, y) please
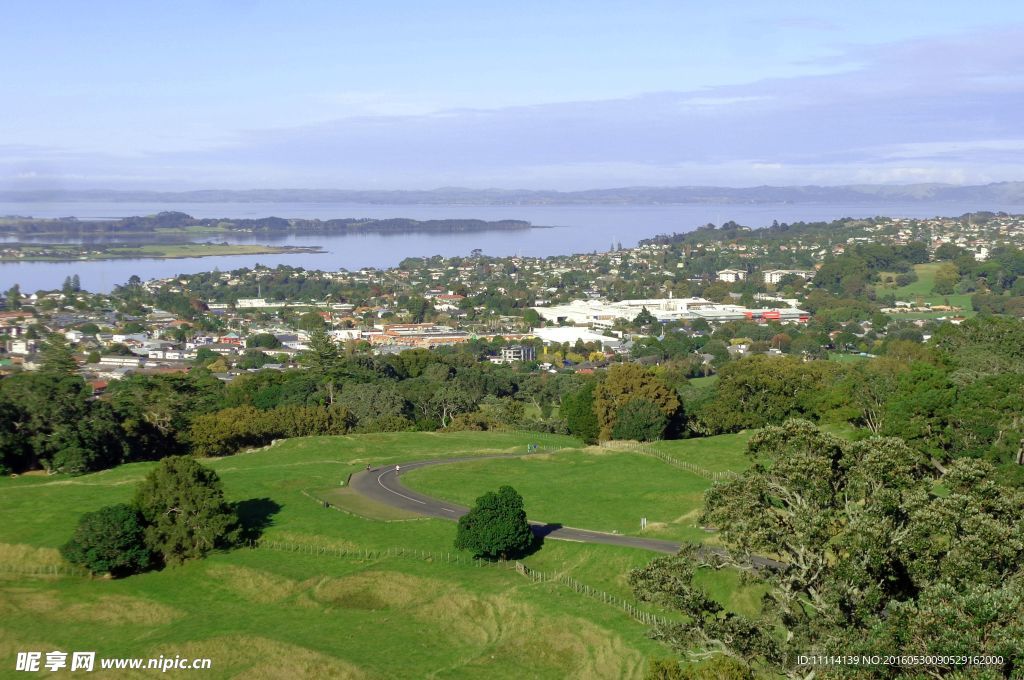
top-left (60, 503), bottom-right (152, 577)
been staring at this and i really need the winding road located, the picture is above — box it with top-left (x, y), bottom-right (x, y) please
top-left (348, 453), bottom-right (784, 568)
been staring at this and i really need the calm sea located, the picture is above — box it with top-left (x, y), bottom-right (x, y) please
top-left (0, 201), bottom-right (1017, 293)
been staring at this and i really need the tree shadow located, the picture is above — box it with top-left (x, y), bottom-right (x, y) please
top-left (516, 522), bottom-right (562, 558)
top-left (233, 497), bottom-right (282, 542)
top-left (531, 522), bottom-right (563, 540)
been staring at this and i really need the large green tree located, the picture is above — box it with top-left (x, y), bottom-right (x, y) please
top-left (692, 355), bottom-right (840, 435)
top-left (630, 420), bottom-right (1024, 678)
top-left (562, 382), bottom-right (600, 443)
top-left (134, 456), bottom-right (239, 564)
top-left (593, 364), bottom-right (679, 440)
top-left (454, 485), bottom-right (533, 560)
top-left (611, 398), bottom-right (668, 441)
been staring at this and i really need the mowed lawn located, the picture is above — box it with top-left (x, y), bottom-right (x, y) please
top-left (0, 431), bottom-right (700, 679)
top-left (649, 432), bottom-right (754, 474)
top-left (404, 451), bottom-right (714, 543)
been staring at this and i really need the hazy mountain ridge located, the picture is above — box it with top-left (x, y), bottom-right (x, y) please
top-left (3, 182), bottom-right (1023, 206)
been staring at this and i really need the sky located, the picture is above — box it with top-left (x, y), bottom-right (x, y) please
top-left (2, 1), bottom-right (1024, 190)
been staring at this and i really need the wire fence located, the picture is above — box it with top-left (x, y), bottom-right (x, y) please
top-left (513, 561), bottom-right (671, 627)
top-left (599, 440), bottom-right (741, 482)
top-left (249, 538), bottom-right (671, 627)
top-left (0, 562), bottom-right (89, 578)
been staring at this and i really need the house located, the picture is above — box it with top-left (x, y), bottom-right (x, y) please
top-left (489, 345), bottom-right (536, 364)
top-left (7, 339), bottom-right (38, 355)
top-left (761, 269), bottom-right (815, 285)
top-left (98, 355), bottom-right (144, 368)
top-left (716, 269), bottom-right (747, 283)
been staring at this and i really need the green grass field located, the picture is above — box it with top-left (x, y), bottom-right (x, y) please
top-left (403, 450), bottom-right (715, 543)
top-left (875, 263), bottom-right (974, 318)
top-left (0, 430), bottom-right (758, 678)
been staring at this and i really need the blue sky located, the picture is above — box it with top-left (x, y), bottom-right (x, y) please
top-left (3, 1), bottom-right (1024, 189)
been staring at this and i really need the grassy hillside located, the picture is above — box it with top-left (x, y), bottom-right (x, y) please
top-left (0, 431), bottom-right (757, 678)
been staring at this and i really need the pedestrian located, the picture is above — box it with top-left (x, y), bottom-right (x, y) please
top-left (395, 464), bottom-right (400, 473)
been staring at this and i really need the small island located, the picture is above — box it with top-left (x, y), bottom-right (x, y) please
top-left (0, 242), bottom-right (324, 262)
top-left (0, 211), bottom-right (538, 238)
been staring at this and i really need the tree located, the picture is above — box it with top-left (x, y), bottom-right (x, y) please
top-left (134, 456), bottom-right (239, 564)
top-left (523, 308), bottom-right (543, 326)
top-left (692, 355), bottom-right (839, 435)
top-left (60, 504), bottom-right (152, 577)
top-left (611, 398), bottom-right (668, 441)
top-left (337, 382), bottom-right (410, 425)
top-left (431, 383), bottom-right (476, 428)
top-left (454, 485), bottom-right (533, 559)
top-left (297, 311), bottom-right (326, 332)
top-left (247, 332), bottom-right (281, 349)
top-left (931, 262), bottom-right (960, 295)
top-left (405, 296), bottom-right (433, 323)
top-left (38, 335), bottom-right (78, 376)
top-left (5, 284), bottom-right (20, 309)
top-left (594, 364), bottom-right (680, 440)
top-left (562, 382), bottom-right (600, 443)
top-left (631, 420), bottom-right (1024, 678)
top-left (301, 327), bottom-right (341, 404)
top-left (634, 306), bottom-right (658, 327)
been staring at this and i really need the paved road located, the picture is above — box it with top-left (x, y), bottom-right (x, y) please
top-left (349, 453), bottom-right (782, 564)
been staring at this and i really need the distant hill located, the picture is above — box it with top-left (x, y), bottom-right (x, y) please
top-left (2, 182), bottom-right (1024, 205)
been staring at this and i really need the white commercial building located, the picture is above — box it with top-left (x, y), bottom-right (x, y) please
top-left (531, 326), bottom-right (623, 349)
top-left (531, 297), bottom-right (808, 327)
top-left (761, 269), bottom-right (816, 285)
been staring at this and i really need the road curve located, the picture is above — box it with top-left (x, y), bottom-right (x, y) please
top-left (348, 453), bottom-right (764, 560)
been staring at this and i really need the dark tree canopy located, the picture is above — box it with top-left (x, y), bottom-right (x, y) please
top-left (611, 398), bottom-right (668, 441)
top-left (60, 503), bottom-right (152, 577)
top-left (454, 485), bottom-right (533, 560)
top-left (134, 456), bottom-right (239, 564)
top-left (631, 420), bottom-right (1024, 678)
top-left (562, 382), bottom-right (600, 444)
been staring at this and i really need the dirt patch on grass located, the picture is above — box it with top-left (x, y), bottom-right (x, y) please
top-left (0, 589), bottom-right (181, 626)
top-left (311, 571), bottom-right (442, 610)
top-left (66, 595), bottom-right (181, 626)
top-left (672, 509), bottom-right (702, 525)
top-left (268, 531), bottom-right (362, 552)
top-left (412, 583), bottom-right (645, 678)
top-left (0, 630), bottom-right (62, 669)
top-left (206, 564), bottom-right (303, 604)
top-left (415, 590), bottom-right (509, 645)
top-left (433, 591), bottom-right (644, 679)
top-left (125, 635), bottom-right (366, 680)
top-left (0, 543), bottom-right (63, 568)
